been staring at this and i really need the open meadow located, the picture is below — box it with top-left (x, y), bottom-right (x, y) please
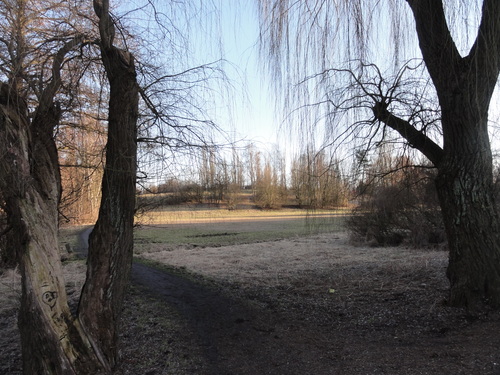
top-left (1, 208), bottom-right (500, 374)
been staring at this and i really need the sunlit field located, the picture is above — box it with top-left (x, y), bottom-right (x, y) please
top-left (133, 205), bottom-right (349, 252)
top-left (136, 206), bottom-right (350, 225)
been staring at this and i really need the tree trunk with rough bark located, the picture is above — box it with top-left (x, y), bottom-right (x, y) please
top-left (435, 107), bottom-right (500, 308)
top-left (77, 0), bottom-right (139, 369)
top-left (374, 0), bottom-right (500, 310)
top-left (0, 0), bottom-right (139, 372)
top-left (0, 85), bottom-right (106, 373)
top-left (406, 0), bottom-right (500, 309)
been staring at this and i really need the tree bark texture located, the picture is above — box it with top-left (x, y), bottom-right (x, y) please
top-left (436, 127), bottom-right (500, 308)
top-left (78, 0), bottom-right (139, 369)
top-left (0, 0), bottom-right (138, 371)
top-left (404, 0), bottom-right (500, 309)
top-left (0, 85), bottom-right (105, 373)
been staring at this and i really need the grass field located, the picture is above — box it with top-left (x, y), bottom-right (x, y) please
top-left (133, 207), bottom-right (348, 252)
top-left (58, 206), bottom-right (349, 255)
top-left (136, 205), bottom-right (350, 224)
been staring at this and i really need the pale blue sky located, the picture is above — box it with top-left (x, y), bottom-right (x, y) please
top-left (217, 0), bottom-right (281, 149)
top-left (123, 0), bottom-right (500, 166)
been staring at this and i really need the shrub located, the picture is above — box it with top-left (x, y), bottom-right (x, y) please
top-left (347, 170), bottom-right (445, 247)
top-left (347, 186), bottom-right (408, 246)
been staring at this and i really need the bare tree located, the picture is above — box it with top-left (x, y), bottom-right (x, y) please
top-left (77, 0), bottom-right (139, 370)
top-left (0, 0), bottom-right (230, 372)
top-left (258, 0), bottom-right (500, 310)
top-left (0, 38), bottom-right (107, 375)
top-left (0, 0), bottom-right (138, 372)
top-left (254, 149), bottom-right (287, 209)
top-left (291, 149), bottom-right (348, 209)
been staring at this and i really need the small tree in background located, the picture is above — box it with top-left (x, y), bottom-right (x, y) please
top-left (253, 149), bottom-right (287, 209)
top-left (291, 150), bottom-right (348, 209)
top-left (58, 114), bottom-right (106, 224)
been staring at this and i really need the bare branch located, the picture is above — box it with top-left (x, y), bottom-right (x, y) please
top-left (372, 102), bottom-right (443, 166)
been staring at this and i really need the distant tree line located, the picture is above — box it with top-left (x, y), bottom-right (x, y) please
top-left (133, 143), bottom-right (350, 211)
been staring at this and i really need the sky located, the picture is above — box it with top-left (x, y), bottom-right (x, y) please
top-left (216, 1), bottom-right (281, 150)
top-left (124, 0), bottom-right (500, 176)
top-left (121, 0), bottom-right (280, 148)
top-left (213, 1), bottom-right (500, 159)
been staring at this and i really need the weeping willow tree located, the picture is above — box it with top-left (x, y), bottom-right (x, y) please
top-left (258, 0), bottom-right (500, 310)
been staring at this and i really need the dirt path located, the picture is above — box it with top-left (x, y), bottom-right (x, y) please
top-left (78, 228), bottom-right (341, 374)
top-left (78, 229), bottom-right (311, 373)
top-left (130, 262), bottom-right (253, 375)
top-left (126, 267), bottom-right (388, 375)
top-left (78, 229), bottom-right (500, 375)
top-left (130, 263), bottom-right (340, 375)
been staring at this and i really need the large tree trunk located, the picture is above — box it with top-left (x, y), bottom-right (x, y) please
top-left (403, 0), bottom-right (500, 310)
top-left (77, 0), bottom-right (139, 369)
top-left (0, 86), bottom-right (106, 373)
top-left (436, 104), bottom-right (500, 308)
top-left (437, 156), bottom-right (500, 309)
top-left (0, 0), bottom-right (138, 371)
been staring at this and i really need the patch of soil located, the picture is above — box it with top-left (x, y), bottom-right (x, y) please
top-left (124, 263), bottom-right (338, 375)
top-left (2, 232), bottom-right (500, 374)
top-left (118, 232), bottom-right (500, 375)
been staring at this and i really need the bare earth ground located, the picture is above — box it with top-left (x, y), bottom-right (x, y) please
top-left (2, 224), bottom-right (500, 374)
